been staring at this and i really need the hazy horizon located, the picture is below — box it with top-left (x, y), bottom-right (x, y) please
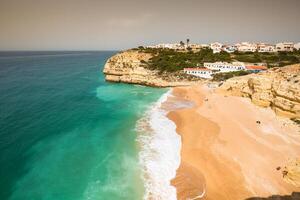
top-left (1, 0), bottom-right (300, 51)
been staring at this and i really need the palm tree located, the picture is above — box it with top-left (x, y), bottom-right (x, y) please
top-left (186, 38), bottom-right (190, 47)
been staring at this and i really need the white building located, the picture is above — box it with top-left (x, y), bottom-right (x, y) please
top-left (147, 43), bottom-right (208, 51)
top-left (183, 67), bottom-right (214, 79)
top-left (235, 42), bottom-right (257, 52)
top-left (183, 62), bottom-right (267, 79)
top-left (276, 42), bottom-right (294, 52)
top-left (146, 43), bottom-right (183, 50)
top-left (257, 43), bottom-right (276, 52)
top-left (188, 44), bottom-right (203, 51)
top-left (199, 44), bottom-right (209, 49)
top-left (204, 62), bottom-right (245, 72)
top-left (294, 42), bottom-right (300, 50)
top-left (222, 45), bottom-right (237, 53)
top-left (210, 42), bottom-right (223, 53)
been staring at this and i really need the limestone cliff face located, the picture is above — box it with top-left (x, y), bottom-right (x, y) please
top-left (103, 50), bottom-right (201, 87)
top-left (219, 64), bottom-right (300, 119)
top-left (282, 159), bottom-right (300, 187)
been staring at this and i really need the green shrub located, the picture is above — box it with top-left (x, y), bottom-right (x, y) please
top-left (212, 71), bottom-right (251, 81)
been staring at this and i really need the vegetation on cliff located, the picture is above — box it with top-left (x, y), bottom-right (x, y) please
top-left (138, 47), bottom-right (231, 72)
top-left (212, 70), bottom-right (251, 81)
top-left (232, 50), bottom-right (300, 67)
top-left (136, 47), bottom-right (300, 73)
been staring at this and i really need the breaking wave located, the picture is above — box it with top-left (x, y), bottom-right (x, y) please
top-left (136, 89), bottom-right (181, 200)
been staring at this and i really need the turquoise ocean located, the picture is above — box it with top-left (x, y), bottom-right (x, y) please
top-left (0, 51), bottom-right (167, 200)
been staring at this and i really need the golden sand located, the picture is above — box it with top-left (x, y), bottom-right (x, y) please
top-left (167, 85), bottom-right (300, 200)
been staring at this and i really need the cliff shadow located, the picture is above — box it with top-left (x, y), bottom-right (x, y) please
top-left (245, 192), bottom-right (300, 200)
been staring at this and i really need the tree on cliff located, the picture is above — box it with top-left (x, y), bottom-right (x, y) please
top-left (180, 41), bottom-right (185, 47)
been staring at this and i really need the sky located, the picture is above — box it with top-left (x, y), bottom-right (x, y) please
top-left (0, 0), bottom-right (299, 50)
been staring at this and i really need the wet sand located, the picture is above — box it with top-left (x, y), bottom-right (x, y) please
top-left (167, 85), bottom-right (300, 200)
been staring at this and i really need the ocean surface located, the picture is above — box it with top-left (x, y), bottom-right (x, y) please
top-left (0, 51), bottom-right (167, 200)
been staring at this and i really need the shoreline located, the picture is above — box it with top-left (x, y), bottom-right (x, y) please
top-left (167, 85), bottom-right (300, 199)
top-left (136, 89), bottom-right (182, 200)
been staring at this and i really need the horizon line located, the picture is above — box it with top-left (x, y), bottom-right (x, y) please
top-left (0, 49), bottom-right (121, 52)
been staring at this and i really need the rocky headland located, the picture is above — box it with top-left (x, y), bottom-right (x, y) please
top-left (103, 50), bottom-right (202, 87)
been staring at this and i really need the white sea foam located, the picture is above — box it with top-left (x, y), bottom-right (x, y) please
top-left (136, 89), bottom-right (182, 200)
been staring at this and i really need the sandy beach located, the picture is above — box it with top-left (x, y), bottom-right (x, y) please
top-left (166, 85), bottom-right (300, 200)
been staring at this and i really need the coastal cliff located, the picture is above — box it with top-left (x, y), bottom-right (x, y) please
top-left (219, 64), bottom-right (300, 119)
top-left (103, 50), bottom-right (201, 87)
top-left (103, 50), bottom-right (300, 119)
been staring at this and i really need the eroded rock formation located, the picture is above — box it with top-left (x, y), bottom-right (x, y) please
top-left (219, 64), bottom-right (300, 119)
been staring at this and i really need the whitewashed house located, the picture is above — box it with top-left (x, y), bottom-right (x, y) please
top-left (294, 43), bottom-right (300, 50)
top-left (235, 42), bottom-right (257, 52)
top-left (189, 44), bottom-right (202, 51)
top-left (222, 45), bottom-right (237, 53)
top-left (200, 44), bottom-right (209, 48)
top-left (276, 42), bottom-right (294, 52)
top-left (146, 43), bottom-right (183, 50)
top-left (257, 43), bottom-right (276, 52)
top-left (210, 42), bottom-right (223, 53)
top-left (204, 62), bottom-right (245, 72)
top-left (183, 68), bottom-right (214, 79)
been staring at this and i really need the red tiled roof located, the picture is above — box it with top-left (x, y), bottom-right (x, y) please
top-left (184, 67), bottom-right (211, 71)
top-left (246, 65), bottom-right (268, 70)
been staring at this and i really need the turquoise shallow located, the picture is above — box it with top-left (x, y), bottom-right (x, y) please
top-left (0, 51), bottom-right (165, 200)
